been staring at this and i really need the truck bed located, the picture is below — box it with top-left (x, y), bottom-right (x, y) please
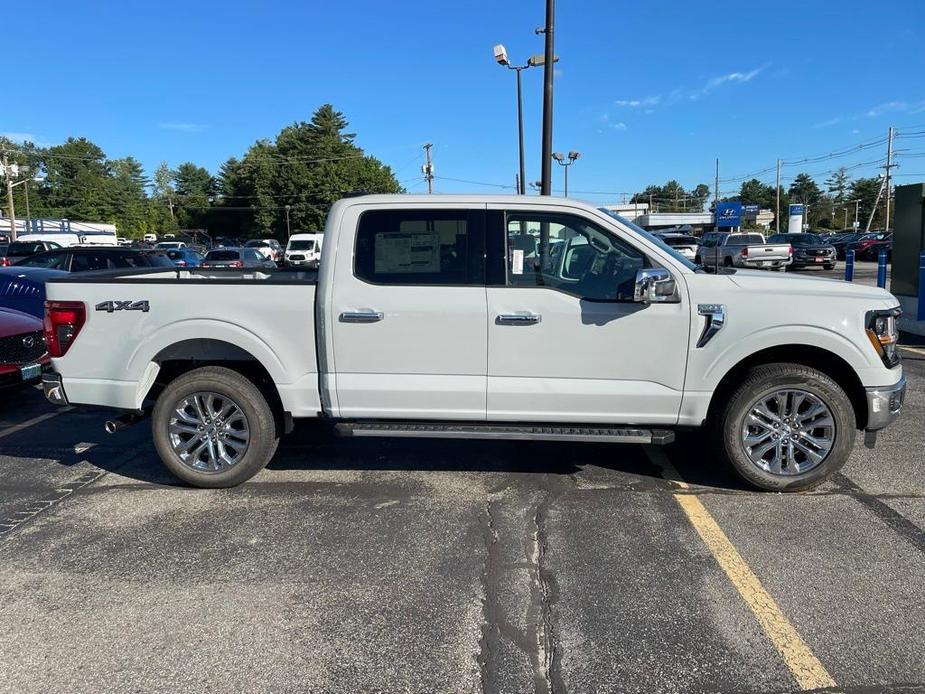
top-left (45, 268), bottom-right (321, 416)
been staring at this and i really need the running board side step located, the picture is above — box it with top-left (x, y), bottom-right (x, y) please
top-left (334, 422), bottom-right (674, 445)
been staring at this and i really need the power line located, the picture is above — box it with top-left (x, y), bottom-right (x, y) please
top-left (719, 135), bottom-right (889, 183)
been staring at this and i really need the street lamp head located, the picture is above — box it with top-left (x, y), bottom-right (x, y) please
top-left (552, 152), bottom-right (564, 163)
top-left (285, 204), bottom-right (291, 211)
top-left (527, 54), bottom-right (559, 67)
top-left (568, 151), bottom-right (581, 162)
top-left (493, 44), bottom-right (510, 66)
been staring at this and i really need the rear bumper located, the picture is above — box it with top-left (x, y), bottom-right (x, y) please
top-left (865, 375), bottom-right (906, 431)
top-left (42, 372), bottom-right (69, 406)
top-left (736, 258), bottom-right (791, 269)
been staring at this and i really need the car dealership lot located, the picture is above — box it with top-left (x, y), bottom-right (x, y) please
top-left (0, 346), bottom-right (922, 693)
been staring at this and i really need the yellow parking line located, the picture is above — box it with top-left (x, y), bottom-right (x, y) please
top-left (644, 447), bottom-right (836, 691)
top-left (900, 345), bottom-right (925, 357)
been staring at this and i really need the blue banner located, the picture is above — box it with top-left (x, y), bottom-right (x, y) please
top-left (789, 204), bottom-right (805, 216)
top-left (743, 204), bottom-right (760, 216)
top-left (715, 202), bottom-right (742, 228)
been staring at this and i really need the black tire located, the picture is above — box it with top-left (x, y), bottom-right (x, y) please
top-left (694, 255), bottom-right (702, 265)
top-left (712, 363), bottom-right (856, 492)
top-left (824, 263), bottom-right (835, 270)
top-left (152, 366), bottom-right (279, 488)
top-left (723, 257), bottom-right (733, 267)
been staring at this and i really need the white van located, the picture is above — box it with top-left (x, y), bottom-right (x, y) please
top-left (17, 232), bottom-right (88, 248)
top-left (143, 233), bottom-right (158, 244)
top-left (285, 232), bottom-right (323, 268)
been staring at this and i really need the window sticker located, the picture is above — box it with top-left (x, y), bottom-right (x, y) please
top-left (511, 249), bottom-right (524, 275)
top-left (374, 232), bottom-right (440, 273)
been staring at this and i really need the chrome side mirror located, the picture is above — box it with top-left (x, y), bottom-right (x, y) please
top-left (633, 267), bottom-right (679, 303)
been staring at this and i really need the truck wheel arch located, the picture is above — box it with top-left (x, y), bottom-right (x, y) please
top-left (705, 344), bottom-right (868, 429)
top-left (141, 339), bottom-right (286, 429)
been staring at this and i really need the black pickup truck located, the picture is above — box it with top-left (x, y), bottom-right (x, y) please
top-left (767, 233), bottom-right (836, 270)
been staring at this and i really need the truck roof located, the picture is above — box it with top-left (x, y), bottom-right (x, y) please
top-left (332, 193), bottom-right (596, 207)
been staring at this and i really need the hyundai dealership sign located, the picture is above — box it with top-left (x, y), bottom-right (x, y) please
top-left (715, 202), bottom-right (742, 228)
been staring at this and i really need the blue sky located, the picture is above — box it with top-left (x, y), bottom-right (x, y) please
top-left (5, 0), bottom-right (925, 203)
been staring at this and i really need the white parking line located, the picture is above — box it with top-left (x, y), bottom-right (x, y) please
top-left (900, 345), bottom-right (925, 357)
top-left (0, 407), bottom-right (73, 441)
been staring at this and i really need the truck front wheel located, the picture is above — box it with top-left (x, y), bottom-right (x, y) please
top-left (152, 366), bottom-right (280, 488)
top-left (713, 363), bottom-right (856, 491)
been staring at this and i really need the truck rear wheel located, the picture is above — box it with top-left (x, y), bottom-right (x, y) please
top-left (152, 366), bottom-right (279, 488)
top-left (713, 363), bottom-right (856, 491)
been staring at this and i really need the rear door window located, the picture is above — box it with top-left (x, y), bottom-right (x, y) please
top-left (354, 210), bottom-right (485, 285)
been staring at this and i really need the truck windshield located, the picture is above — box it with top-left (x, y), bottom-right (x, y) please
top-left (288, 240), bottom-right (314, 250)
top-left (597, 209), bottom-right (698, 271)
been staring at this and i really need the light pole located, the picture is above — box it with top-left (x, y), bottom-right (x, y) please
top-left (552, 151), bottom-right (580, 197)
top-left (493, 45), bottom-right (555, 195)
top-left (1, 160), bottom-right (42, 242)
top-left (538, 0), bottom-right (556, 196)
top-left (284, 204), bottom-right (291, 237)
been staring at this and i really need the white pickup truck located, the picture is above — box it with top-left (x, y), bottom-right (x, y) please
top-left (41, 195), bottom-right (906, 491)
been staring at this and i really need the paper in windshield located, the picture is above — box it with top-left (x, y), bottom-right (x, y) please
top-left (374, 232), bottom-right (440, 273)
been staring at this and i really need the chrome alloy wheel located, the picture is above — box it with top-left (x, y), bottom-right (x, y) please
top-left (741, 389), bottom-right (836, 475)
top-left (168, 391), bottom-right (250, 472)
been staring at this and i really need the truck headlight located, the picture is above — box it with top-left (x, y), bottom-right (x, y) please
top-left (865, 307), bottom-right (901, 367)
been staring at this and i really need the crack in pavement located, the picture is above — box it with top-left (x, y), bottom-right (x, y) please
top-left (476, 471), bottom-right (570, 694)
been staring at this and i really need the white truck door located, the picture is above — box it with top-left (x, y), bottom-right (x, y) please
top-left (330, 206), bottom-right (488, 420)
top-left (485, 206), bottom-right (690, 424)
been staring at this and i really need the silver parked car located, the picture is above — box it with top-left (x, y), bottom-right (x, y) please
top-left (200, 247), bottom-right (276, 269)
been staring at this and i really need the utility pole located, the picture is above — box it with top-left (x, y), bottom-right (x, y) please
top-left (883, 126), bottom-right (894, 231)
top-left (2, 156), bottom-right (16, 242)
top-left (538, 0), bottom-right (555, 195)
top-left (775, 159), bottom-right (782, 234)
top-left (422, 143), bottom-right (434, 194)
top-left (714, 158), bottom-right (720, 211)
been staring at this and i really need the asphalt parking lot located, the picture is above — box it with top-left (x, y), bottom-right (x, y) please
top-left (1, 267), bottom-right (923, 693)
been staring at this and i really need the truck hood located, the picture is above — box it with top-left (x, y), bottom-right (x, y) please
top-left (726, 269), bottom-right (898, 304)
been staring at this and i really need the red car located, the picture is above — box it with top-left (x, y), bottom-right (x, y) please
top-left (0, 306), bottom-right (49, 390)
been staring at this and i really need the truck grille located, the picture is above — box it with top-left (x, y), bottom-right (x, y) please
top-left (0, 330), bottom-right (47, 365)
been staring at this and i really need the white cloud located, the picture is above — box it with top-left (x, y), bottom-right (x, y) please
top-left (864, 101), bottom-right (907, 118)
top-left (851, 128), bottom-right (860, 134)
top-left (689, 65), bottom-right (766, 100)
top-left (158, 122), bottom-right (209, 133)
top-left (614, 95), bottom-right (660, 108)
top-left (812, 117), bottom-right (842, 129)
top-left (609, 121), bottom-right (627, 131)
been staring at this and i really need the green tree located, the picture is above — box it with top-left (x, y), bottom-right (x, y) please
top-left (219, 104), bottom-right (401, 235)
top-left (40, 138), bottom-right (114, 221)
top-left (152, 162), bottom-right (177, 225)
top-left (788, 172), bottom-right (822, 206)
top-left (825, 167), bottom-right (851, 204)
top-left (109, 156), bottom-right (150, 237)
top-left (174, 162), bottom-right (215, 229)
top-left (849, 177), bottom-right (886, 230)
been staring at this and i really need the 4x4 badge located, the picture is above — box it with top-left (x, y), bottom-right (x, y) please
top-left (95, 300), bottom-right (150, 313)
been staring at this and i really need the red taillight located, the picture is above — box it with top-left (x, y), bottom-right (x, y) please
top-left (788, 244), bottom-right (794, 257)
top-left (43, 301), bottom-right (86, 358)
top-left (231, 260), bottom-right (244, 268)
top-left (0, 257), bottom-right (10, 266)
top-left (176, 260), bottom-right (187, 267)
top-left (740, 247), bottom-right (748, 257)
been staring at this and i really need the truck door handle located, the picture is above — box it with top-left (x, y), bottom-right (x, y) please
top-left (497, 312), bottom-right (542, 326)
top-left (340, 310), bottom-right (384, 323)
